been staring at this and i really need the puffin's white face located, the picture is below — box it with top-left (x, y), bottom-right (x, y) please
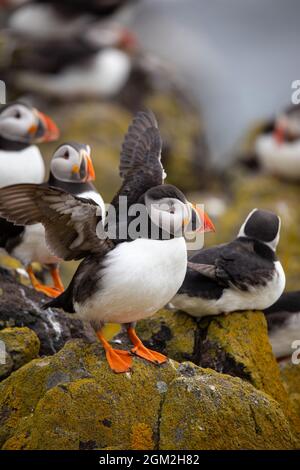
top-left (50, 143), bottom-right (95, 183)
top-left (145, 185), bottom-right (215, 237)
top-left (146, 196), bottom-right (191, 236)
top-left (0, 103), bottom-right (59, 143)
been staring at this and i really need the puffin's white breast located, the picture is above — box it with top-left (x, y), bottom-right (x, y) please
top-left (9, 4), bottom-right (89, 40)
top-left (256, 134), bottom-right (300, 179)
top-left (16, 48), bottom-right (131, 98)
top-left (12, 223), bottom-right (59, 266)
top-left (76, 236), bottom-right (187, 325)
top-left (0, 145), bottom-right (45, 187)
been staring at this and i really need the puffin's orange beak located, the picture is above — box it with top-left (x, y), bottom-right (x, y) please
top-left (34, 110), bottom-right (60, 142)
top-left (273, 124), bottom-right (284, 145)
top-left (191, 204), bottom-right (215, 233)
top-left (119, 29), bottom-right (138, 52)
top-left (82, 151), bottom-right (96, 182)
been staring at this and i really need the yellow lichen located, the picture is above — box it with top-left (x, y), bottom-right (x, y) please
top-left (0, 339), bottom-right (298, 450)
top-left (131, 423), bottom-right (154, 450)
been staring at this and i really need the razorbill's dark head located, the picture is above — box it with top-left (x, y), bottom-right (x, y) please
top-left (0, 101), bottom-right (59, 144)
top-left (50, 142), bottom-right (96, 183)
top-left (144, 184), bottom-right (215, 236)
top-left (238, 208), bottom-right (281, 251)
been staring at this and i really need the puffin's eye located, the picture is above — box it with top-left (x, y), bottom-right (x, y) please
top-left (14, 111), bottom-right (21, 119)
top-left (63, 150), bottom-right (69, 159)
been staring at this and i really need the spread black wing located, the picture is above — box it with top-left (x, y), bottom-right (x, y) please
top-left (111, 110), bottom-right (165, 212)
top-left (0, 184), bottom-right (111, 261)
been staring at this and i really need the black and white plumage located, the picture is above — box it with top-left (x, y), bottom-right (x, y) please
top-left (0, 101), bottom-right (59, 250)
top-left (170, 208), bottom-right (286, 317)
top-left (8, 2), bottom-right (137, 98)
top-left (0, 110), bottom-right (214, 372)
top-left (1, 141), bottom-right (104, 298)
top-left (263, 291), bottom-right (300, 360)
top-left (255, 104), bottom-right (300, 179)
top-left (0, 101), bottom-right (59, 187)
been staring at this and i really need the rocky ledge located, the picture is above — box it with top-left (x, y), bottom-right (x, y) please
top-left (0, 267), bottom-right (95, 356)
top-left (0, 339), bottom-right (298, 450)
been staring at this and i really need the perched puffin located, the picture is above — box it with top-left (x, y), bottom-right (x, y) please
top-left (255, 104), bottom-right (300, 179)
top-left (0, 100), bottom-right (59, 254)
top-left (170, 209), bottom-right (285, 317)
top-left (264, 290), bottom-right (300, 360)
top-left (0, 110), bottom-right (215, 373)
top-left (1, 141), bottom-right (103, 298)
top-left (0, 101), bottom-right (59, 186)
top-left (8, 3), bottom-right (137, 99)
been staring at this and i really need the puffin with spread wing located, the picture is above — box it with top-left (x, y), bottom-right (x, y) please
top-left (0, 110), bottom-right (215, 373)
top-left (1, 141), bottom-right (103, 298)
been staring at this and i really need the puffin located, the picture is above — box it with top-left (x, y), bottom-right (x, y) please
top-left (1, 141), bottom-right (103, 298)
top-left (170, 208), bottom-right (286, 317)
top-left (0, 110), bottom-right (215, 373)
top-left (0, 101), bottom-right (59, 187)
top-left (255, 104), bottom-right (300, 179)
top-left (8, 3), bottom-right (137, 98)
top-left (0, 100), bottom-right (59, 252)
top-left (263, 290), bottom-right (300, 360)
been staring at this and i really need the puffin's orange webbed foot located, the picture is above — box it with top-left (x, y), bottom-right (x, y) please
top-left (105, 348), bottom-right (133, 373)
top-left (96, 330), bottom-right (132, 373)
top-left (27, 266), bottom-right (62, 298)
top-left (34, 284), bottom-right (62, 298)
top-left (50, 266), bottom-right (64, 293)
top-left (127, 326), bottom-right (167, 365)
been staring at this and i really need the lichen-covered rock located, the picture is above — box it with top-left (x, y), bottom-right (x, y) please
top-left (135, 310), bottom-right (289, 403)
top-left (160, 365), bottom-right (297, 450)
top-left (196, 312), bottom-right (287, 403)
top-left (0, 327), bottom-right (39, 381)
top-left (0, 340), bottom-right (177, 450)
top-left (0, 267), bottom-right (95, 355)
top-left (280, 363), bottom-right (300, 420)
top-left (0, 340), bottom-right (298, 450)
top-left (136, 309), bottom-right (197, 362)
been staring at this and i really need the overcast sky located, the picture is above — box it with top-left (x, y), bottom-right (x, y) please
top-left (128, 0), bottom-right (300, 166)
